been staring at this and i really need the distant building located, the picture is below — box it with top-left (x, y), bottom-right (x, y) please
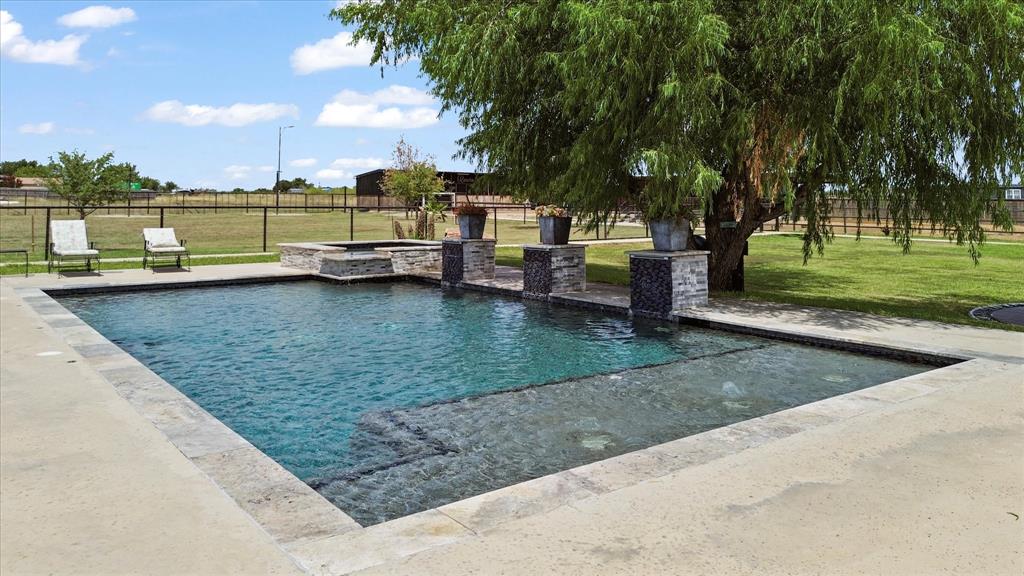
top-left (354, 169), bottom-right (500, 207)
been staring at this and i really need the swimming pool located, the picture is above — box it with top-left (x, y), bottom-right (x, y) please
top-left (59, 281), bottom-right (929, 525)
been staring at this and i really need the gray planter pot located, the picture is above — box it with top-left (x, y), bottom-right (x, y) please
top-left (649, 217), bottom-right (690, 251)
top-left (458, 214), bottom-right (487, 239)
top-left (539, 216), bottom-right (571, 245)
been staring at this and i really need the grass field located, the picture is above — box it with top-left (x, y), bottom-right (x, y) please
top-left (0, 208), bottom-right (644, 261)
top-left (4, 205), bottom-right (1021, 331)
top-left (497, 234), bottom-right (1024, 330)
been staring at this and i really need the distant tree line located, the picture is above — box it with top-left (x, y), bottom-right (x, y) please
top-left (1, 157), bottom-right (177, 192)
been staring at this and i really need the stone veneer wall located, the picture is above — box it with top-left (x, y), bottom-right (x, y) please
top-left (523, 244), bottom-right (586, 297)
top-left (442, 239), bottom-right (495, 285)
top-left (319, 254), bottom-right (394, 277)
top-left (629, 250), bottom-right (709, 317)
top-left (280, 244), bottom-right (345, 271)
top-left (378, 247), bottom-right (442, 275)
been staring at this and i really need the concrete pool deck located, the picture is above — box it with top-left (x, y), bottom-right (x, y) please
top-left (1, 263), bottom-right (1022, 575)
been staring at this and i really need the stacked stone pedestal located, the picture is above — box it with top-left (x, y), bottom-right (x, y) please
top-left (441, 239), bottom-right (496, 285)
top-left (522, 244), bottom-right (586, 298)
top-left (629, 250), bottom-right (709, 317)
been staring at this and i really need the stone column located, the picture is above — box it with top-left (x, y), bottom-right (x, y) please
top-left (629, 250), bottom-right (709, 317)
top-left (442, 239), bottom-right (496, 285)
top-left (522, 244), bottom-right (586, 298)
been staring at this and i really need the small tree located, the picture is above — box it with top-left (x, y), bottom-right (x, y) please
top-left (162, 181), bottom-right (179, 193)
top-left (381, 138), bottom-right (445, 239)
top-left (46, 151), bottom-right (127, 219)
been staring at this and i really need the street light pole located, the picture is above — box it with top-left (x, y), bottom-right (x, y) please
top-left (275, 125), bottom-right (294, 207)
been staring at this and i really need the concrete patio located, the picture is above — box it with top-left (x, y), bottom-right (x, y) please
top-left (1, 263), bottom-right (1021, 575)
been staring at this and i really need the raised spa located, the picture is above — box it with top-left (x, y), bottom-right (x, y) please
top-left (59, 281), bottom-right (930, 525)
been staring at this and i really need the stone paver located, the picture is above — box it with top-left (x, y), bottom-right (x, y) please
top-left (0, 278), bottom-right (302, 575)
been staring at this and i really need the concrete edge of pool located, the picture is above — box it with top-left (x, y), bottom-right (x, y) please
top-left (4, 264), bottom-right (1022, 575)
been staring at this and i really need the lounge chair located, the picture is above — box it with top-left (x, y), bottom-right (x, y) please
top-left (48, 220), bottom-right (100, 275)
top-left (143, 228), bottom-right (191, 270)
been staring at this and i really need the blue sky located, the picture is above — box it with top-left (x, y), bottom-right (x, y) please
top-left (0, 1), bottom-right (472, 189)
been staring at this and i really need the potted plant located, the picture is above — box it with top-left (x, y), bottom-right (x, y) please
top-left (535, 205), bottom-right (572, 244)
top-left (647, 214), bottom-right (691, 251)
top-left (453, 203), bottom-right (488, 239)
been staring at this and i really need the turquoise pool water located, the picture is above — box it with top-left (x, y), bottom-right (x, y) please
top-left (59, 281), bottom-right (928, 525)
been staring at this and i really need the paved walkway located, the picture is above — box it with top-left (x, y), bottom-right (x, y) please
top-left (1, 264), bottom-right (1021, 575)
top-left (0, 266), bottom-right (304, 574)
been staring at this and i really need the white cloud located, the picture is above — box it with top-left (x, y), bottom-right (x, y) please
top-left (315, 168), bottom-right (349, 180)
top-left (290, 31), bottom-right (373, 75)
top-left (1, 11), bottom-right (87, 66)
top-left (224, 165), bottom-right (252, 179)
top-left (224, 164), bottom-right (277, 179)
top-left (315, 85), bottom-right (438, 129)
top-left (18, 121), bottom-right (55, 134)
top-left (290, 158), bottom-right (318, 167)
top-left (330, 157), bottom-right (385, 169)
top-left (58, 6), bottom-right (137, 28)
top-left (315, 157), bottom-right (386, 180)
top-left (144, 100), bottom-right (299, 127)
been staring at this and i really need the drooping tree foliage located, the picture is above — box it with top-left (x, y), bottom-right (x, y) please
top-left (335, 0), bottom-right (1022, 289)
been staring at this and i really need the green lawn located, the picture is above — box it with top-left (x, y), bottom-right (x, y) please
top-left (497, 234), bottom-right (1024, 330)
top-left (0, 209), bottom-right (644, 261)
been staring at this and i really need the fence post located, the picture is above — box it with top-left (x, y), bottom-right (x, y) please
top-left (349, 208), bottom-right (354, 241)
top-left (330, 194), bottom-right (335, 212)
top-left (147, 195), bottom-right (151, 215)
top-left (263, 207), bottom-right (268, 252)
top-left (245, 192), bottom-right (249, 213)
top-left (44, 208), bottom-right (51, 260)
top-left (23, 190), bottom-right (27, 215)
top-left (493, 209), bottom-right (498, 241)
top-left (214, 193), bottom-right (218, 214)
top-left (523, 205), bottom-right (527, 223)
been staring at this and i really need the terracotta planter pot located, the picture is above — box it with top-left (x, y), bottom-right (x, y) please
top-left (539, 216), bottom-right (571, 245)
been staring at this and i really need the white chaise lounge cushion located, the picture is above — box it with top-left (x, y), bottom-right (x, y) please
top-left (52, 248), bottom-right (99, 257)
top-left (50, 220), bottom-right (91, 253)
top-left (147, 246), bottom-right (187, 253)
top-left (143, 228), bottom-right (183, 249)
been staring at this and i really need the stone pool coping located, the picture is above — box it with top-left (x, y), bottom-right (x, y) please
top-left (3, 263), bottom-right (1022, 575)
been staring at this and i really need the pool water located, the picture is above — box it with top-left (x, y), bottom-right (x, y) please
top-left (60, 281), bottom-right (928, 525)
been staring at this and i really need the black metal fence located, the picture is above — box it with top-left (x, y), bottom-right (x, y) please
top-left (0, 201), bottom-right (650, 261)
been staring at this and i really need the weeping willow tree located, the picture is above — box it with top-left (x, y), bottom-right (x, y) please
top-left (336, 0), bottom-right (1022, 290)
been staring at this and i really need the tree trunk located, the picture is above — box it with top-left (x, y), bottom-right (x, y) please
top-left (704, 174), bottom-right (805, 292)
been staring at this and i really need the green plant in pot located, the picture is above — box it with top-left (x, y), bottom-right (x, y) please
top-left (453, 203), bottom-right (488, 239)
top-left (535, 205), bottom-right (571, 244)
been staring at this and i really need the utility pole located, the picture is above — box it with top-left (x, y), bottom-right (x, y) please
top-left (275, 125), bottom-right (294, 207)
